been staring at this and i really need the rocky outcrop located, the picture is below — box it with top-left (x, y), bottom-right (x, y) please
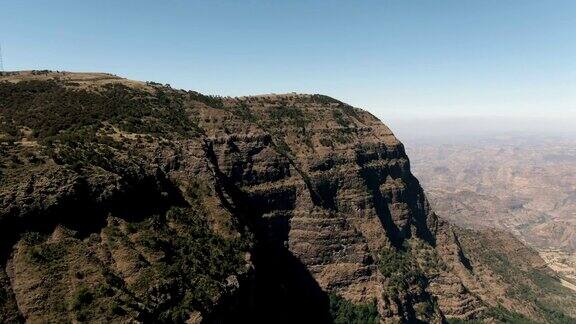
top-left (0, 71), bottom-right (573, 323)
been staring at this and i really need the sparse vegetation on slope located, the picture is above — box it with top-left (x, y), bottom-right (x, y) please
top-left (1, 72), bottom-right (574, 323)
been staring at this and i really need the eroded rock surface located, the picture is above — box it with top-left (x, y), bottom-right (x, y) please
top-left (0, 71), bottom-right (574, 323)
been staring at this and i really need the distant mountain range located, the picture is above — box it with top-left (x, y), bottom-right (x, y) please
top-left (408, 135), bottom-right (576, 296)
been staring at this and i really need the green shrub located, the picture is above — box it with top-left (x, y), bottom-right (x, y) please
top-left (329, 293), bottom-right (379, 324)
top-left (71, 287), bottom-right (93, 309)
top-left (188, 91), bottom-right (224, 109)
top-left (378, 247), bottom-right (425, 294)
top-left (311, 94), bottom-right (341, 105)
top-left (27, 243), bottom-right (66, 264)
top-left (109, 301), bottom-right (125, 316)
top-left (332, 109), bottom-right (348, 128)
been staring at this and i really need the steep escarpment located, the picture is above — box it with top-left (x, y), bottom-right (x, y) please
top-left (201, 92), bottom-right (446, 322)
top-left (0, 71), bottom-right (574, 323)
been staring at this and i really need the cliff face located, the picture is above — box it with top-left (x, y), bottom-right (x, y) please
top-left (203, 92), bottom-right (446, 322)
top-left (0, 71), bottom-right (573, 323)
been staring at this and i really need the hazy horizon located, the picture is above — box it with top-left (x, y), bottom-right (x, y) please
top-left (386, 115), bottom-right (576, 145)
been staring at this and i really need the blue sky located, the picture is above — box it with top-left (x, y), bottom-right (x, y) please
top-left (2, 0), bottom-right (576, 122)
